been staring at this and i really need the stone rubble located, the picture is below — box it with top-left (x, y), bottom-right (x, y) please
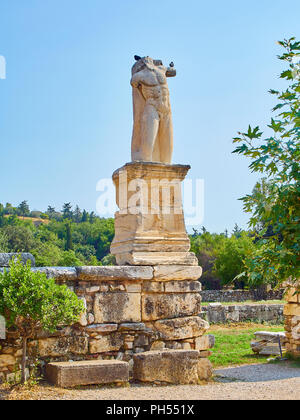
top-left (251, 331), bottom-right (287, 356)
top-left (0, 265), bottom-right (214, 383)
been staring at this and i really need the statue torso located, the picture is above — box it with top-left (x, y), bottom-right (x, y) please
top-left (132, 66), bottom-right (171, 114)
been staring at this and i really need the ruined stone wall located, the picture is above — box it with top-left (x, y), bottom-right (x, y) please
top-left (200, 289), bottom-right (284, 303)
top-left (201, 303), bottom-right (284, 324)
top-left (284, 286), bottom-right (300, 358)
top-left (0, 266), bottom-right (210, 383)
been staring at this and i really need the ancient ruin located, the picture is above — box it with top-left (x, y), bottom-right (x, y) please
top-left (0, 56), bottom-right (214, 386)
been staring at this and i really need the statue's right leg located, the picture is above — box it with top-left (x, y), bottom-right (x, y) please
top-left (140, 104), bottom-right (159, 162)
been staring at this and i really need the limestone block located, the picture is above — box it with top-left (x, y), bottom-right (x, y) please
top-left (291, 316), bottom-right (300, 327)
top-left (197, 358), bottom-right (213, 380)
top-left (143, 281), bottom-right (164, 293)
top-left (0, 354), bottom-right (16, 368)
top-left (46, 360), bottom-right (129, 387)
top-left (85, 286), bottom-right (100, 293)
top-left (142, 293), bottom-right (201, 321)
top-left (94, 292), bottom-right (141, 323)
top-left (133, 350), bottom-right (200, 384)
top-left (126, 283), bottom-right (142, 293)
top-left (153, 265), bottom-right (202, 281)
top-left (78, 297), bottom-right (87, 327)
top-left (0, 253), bottom-right (35, 267)
top-left (118, 323), bottom-right (145, 332)
top-left (199, 350), bottom-right (212, 358)
top-left (150, 341), bottom-right (166, 350)
top-left (37, 337), bottom-right (88, 357)
top-left (164, 280), bottom-right (201, 293)
top-left (291, 323), bottom-right (300, 341)
top-left (251, 331), bottom-right (287, 355)
top-left (76, 266), bottom-right (153, 281)
top-left (285, 287), bottom-right (299, 303)
top-left (110, 163), bottom-right (194, 266)
top-left (88, 313), bottom-right (95, 324)
top-left (32, 267), bottom-right (77, 281)
top-left (89, 333), bottom-right (123, 353)
top-left (195, 334), bottom-right (215, 350)
top-left (86, 324), bottom-right (118, 333)
top-left (116, 252), bottom-right (198, 266)
top-left (284, 303), bottom-right (300, 316)
top-left (153, 316), bottom-right (209, 340)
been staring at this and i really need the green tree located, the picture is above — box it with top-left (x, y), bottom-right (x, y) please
top-left (81, 210), bottom-right (89, 222)
top-left (0, 231), bottom-right (8, 252)
top-left (18, 201), bottom-right (30, 217)
top-left (3, 225), bottom-right (35, 252)
top-left (0, 258), bottom-right (84, 383)
top-left (73, 205), bottom-right (82, 223)
top-left (65, 222), bottom-right (73, 251)
top-left (233, 38), bottom-right (300, 287)
top-left (58, 250), bottom-right (83, 266)
top-left (4, 203), bottom-right (15, 215)
top-left (62, 203), bottom-right (73, 220)
top-left (214, 233), bottom-right (256, 288)
top-left (232, 223), bottom-right (243, 238)
top-left (46, 206), bottom-right (56, 219)
top-left (101, 254), bottom-right (116, 266)
top-left (31, 242), bottom-right (63, 267)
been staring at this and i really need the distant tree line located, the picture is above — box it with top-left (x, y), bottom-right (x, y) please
top-left (0, 201), bottom-right (262, 289)
top-left (0, 201), bottom-right (115, 267)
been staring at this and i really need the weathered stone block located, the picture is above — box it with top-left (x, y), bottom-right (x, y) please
top-left (133, 350), bottom-right (200, 384)
top-left (153, 265), bottom-right (202, 281)
top-left (0, 354), bottom-right (16, 368)
top-left (143, 281), bottom-right (164, 293)
top-left (46, 360), bottom-right (129, 387)
top-left (117, 252), bottom-right (198, 266)
top-left (0, 253), bottom-right (35, 267)
top-left (89, 333), bottom-right (123, 353)
top-left (284, 303), bottom-right (300, 316)
top-left (37, 337), bottom-right (88, 357)
top-left (153, 316), bottom-right (209, 340)
top-left (33, 267), bottom-right (77, 281)
top-left (126, 283), bottom-right (142, 293)
top-left (195, 334), bottom-right (215, 350)
top-left (77, 266), bottom-right (153, 281)
top-left (86, 324), bottom-right (118, 333)
top-left (94, 292), bottom-right (141, 323)
top-left (142, 293), bottom-right (201, 321)
top-left (164, 280), bottom-right (201, 293)
top-left (197, 358), bottom-right (213, 380)
top-left (78, 297), bottom-right (87, 327)
top-left (118, 323), bottom-right (145, 331)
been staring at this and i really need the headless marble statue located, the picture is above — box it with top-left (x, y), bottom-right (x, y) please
top-left (131, 56), bottom-right (176, 164)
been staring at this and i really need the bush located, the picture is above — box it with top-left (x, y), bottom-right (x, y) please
top-left (0, 258), bottom-right (84, 382)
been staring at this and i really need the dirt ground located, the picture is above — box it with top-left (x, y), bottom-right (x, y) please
top-left (1, 361), bottom-right (299, 400)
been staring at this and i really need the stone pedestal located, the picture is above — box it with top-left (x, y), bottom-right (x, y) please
top-left (110, 162), bottom-right (197, 266)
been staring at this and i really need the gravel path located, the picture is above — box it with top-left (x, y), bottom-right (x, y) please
top-left (2, 362), bottom-right (300, 400)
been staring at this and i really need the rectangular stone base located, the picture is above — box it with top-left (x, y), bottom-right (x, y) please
top-left (110, 162), bottom-right (197, 266)
top-left (116, 252), bottom-right (198, 266)
top-left (133, 349), bottom-right (212, 384)
top-left (46, 360), bottom-right (129, 388)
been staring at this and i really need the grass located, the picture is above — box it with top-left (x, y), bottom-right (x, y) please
top-left (202, 300), bottom-right (286, 306)
top-left (207, 322), bottom-right (285, 368)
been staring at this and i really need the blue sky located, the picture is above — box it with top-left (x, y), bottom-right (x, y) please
top-left (0, 0), bottom-right (299, 233)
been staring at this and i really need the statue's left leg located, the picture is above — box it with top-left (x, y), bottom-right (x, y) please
top-left (158, 113), bottom-right (173, 164)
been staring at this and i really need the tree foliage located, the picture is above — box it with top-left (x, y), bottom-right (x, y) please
top-left (233, 38), bottom-right (300, 286)
top-left (0, 258), bottom-right (84, 382)
top-left (0, 202), bottom-right (115, 266)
